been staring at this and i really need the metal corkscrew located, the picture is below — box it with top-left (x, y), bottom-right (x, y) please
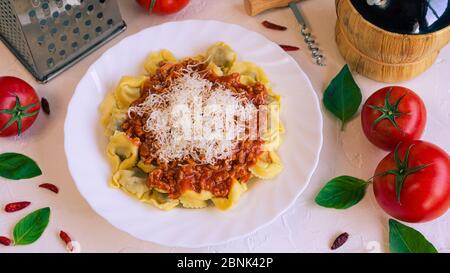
top-left (289, 2), bottom-right (326, 66)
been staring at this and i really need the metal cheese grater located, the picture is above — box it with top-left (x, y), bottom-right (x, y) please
top-left (0, 0), bottom-right (126, 83)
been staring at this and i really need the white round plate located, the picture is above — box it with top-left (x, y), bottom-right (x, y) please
top-left (64, 20), bottom-right (323, 248)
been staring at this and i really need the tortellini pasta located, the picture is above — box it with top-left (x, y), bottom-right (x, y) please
top-left (144, 49), bottom-right (177, 75)
top-left (249, 151), bottom-right (283, 179)
top-left (179, 190), bottom-right (213, 209)
top-left (207, 62), bottom-right (224, 76)
top-left (206, 42), bottom-right (237, 74)
top-left (114, 76), bottom-right (147, 109)
top-left (100, 43), bottom-right (283, 211)
top-left (99, 92), bottom-right (116, 129)
top-left (99, 91), bottom-right (130, 137)
top-left (112, 168), bottom-right (148, 198)
top-left (262, 96), bottom-right (283, 151)
top-left (212, 180), bottom-right (248, 211)
top-left (229, 61), bottom-right (269, 86)
top-left (137, 160), bottom-right (156, 173)
top-left (106, 131), bottom-right (139, 172)
top-left (141, 191), bottom-right (180, 211)
top-left (105, 108), bottom-right (128, 137)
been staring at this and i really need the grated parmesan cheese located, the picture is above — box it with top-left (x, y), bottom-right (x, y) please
top-left (128, 69), bottom-right (258, 165)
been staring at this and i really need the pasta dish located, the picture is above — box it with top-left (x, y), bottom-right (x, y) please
top-left (99, 42), bottom-right (283, 210)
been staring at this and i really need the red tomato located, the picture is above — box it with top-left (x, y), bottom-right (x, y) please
top-left (0, 76), bottom-right (40, 137)
top-left (373, 140), bottom-right (450, 223)
top-left (136, 0), bottom-right (190, 14)
top-left (361, 86), bottom-right (426, 150)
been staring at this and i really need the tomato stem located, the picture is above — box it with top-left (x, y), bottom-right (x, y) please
top-left (368, 87), bottom-right (409, 132)
top-left (365, 177), bottom-right (375, 183)
top-left (149, 0), bottom-right (157, 13)
top-left (0, 96), bottom-right (39, 136)
top-left (375, 143), bottom-right (431, 204)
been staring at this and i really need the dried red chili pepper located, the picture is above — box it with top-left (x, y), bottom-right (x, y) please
top-left (59, 230), bottom-right (74, 251)
top-left (262, 20), bottom-right (287, 31)
top-left (0, 236), bottom-right (12, 246)
top-left (331, 232), bottom-right (349, 250)
top-left (39, 183), bottom-right (59, 194)
top-left (279, 44), bottom-right (300, 51)
top-left (41, 97), bottom-right (50, 115)
top-left (4, 201), bottom-right (31, 213)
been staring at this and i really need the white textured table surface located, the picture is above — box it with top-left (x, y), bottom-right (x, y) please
top-left (1, 0), bottom-right (449, 253)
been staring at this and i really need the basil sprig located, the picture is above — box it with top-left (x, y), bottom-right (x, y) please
top-left (315, 176), bottom-right (368, 209)
top-left (323, 65), bottom-right (362, 130)
top-left (389, 219), bottom-right (437, 253)
top-left (0, 152), bottom-right (42, 180)
top-left (13, 207), bottom-right (50, 245)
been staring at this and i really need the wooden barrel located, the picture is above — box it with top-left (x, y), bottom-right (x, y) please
top-left (335, 0), bottom-right (450, 82)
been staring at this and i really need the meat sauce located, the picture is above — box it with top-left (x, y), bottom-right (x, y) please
top-left (122, 59), bottom-right (268, 199)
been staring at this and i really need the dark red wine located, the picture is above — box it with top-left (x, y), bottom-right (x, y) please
top-left (351, 0), bottom-right (450, 34)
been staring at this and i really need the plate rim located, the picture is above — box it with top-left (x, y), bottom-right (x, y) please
top-left (64, 19), bottom-right (323, 248)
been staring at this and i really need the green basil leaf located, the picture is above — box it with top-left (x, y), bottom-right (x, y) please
top-left (323, 65), bottom-right (362, 130)
top-left (0, 152), bottom-right (42, 180)
top-left (13, 207), bottom-right (50, 245)
top-left (315, 176), bottom-right (368, 209)
top-left (389, 219), bottom-right (438, 253)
